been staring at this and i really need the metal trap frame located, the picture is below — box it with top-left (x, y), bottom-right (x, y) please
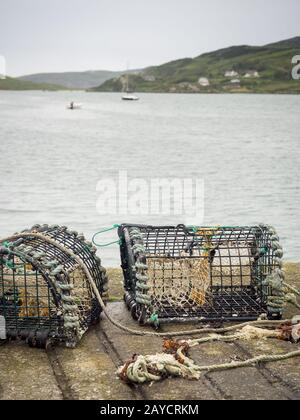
top-left (119, 224), bottom-right (284, 325)
top-left (0, 225), bottom-right (108, 348)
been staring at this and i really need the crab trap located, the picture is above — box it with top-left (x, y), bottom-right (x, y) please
top-left (119, 224), bottom-right (285, 325)
top-left (0, 225), bottom-right (108, 348)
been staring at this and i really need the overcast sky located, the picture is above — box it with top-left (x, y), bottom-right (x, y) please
top-left (0, 0), bottom-right (299, 76)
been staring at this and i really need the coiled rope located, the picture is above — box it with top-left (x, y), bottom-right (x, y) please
top-left (119, 325), bottom-right (300, 384)
top-left (119, 347), bottom-right (300, 384)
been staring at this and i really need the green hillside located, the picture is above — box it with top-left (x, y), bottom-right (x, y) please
top-left (18, 69), bottom-right (141, 90)
top-left (0, 76), bottom-right (66, 91)
top-left (93, 37), bottom-right (300, 94)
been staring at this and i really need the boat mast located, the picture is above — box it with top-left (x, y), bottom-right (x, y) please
top-left (126, 61), bottom-right (130, 93)
top-left (126, 73), bottom-right (129, 93)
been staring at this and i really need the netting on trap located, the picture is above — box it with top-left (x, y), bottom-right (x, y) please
top-left (0, 225), bottom-right (108, 348)
top-left (119, 224), bottom-right (283, 325)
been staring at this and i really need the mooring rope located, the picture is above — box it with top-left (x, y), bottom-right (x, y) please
top-left (119, 348), bottom-right (300, 384)
top-left (284, 282), bottom-right (300, 296)
top-left (118, 325), bottom-right (300, 384)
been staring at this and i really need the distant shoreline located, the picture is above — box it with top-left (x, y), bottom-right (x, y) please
top-left (1, 89), bottom-right (300, 95)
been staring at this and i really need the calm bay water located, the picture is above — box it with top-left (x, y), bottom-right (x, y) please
top-left (0, 91), bottom-right (299, 266)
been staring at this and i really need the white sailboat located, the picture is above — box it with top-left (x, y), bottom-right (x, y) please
top-left (122, 73), bottom-right (139, 101)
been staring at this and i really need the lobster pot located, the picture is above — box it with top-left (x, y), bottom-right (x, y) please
top-left (0, 225), bottom-right (108, 348)
top-left (119, 224), bottom-right (284, 324)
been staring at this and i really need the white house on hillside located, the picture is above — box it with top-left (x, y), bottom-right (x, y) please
top-left (225, 70), bottom-right (239, 77)
top-left (198, 77), bottom-right (210, 87)
top-left (244, 71), bottom-right (260, 78)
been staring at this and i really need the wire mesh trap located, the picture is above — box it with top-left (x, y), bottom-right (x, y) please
top-left (119, 224), bottom-right (285, 325)
top-left (0, 225), bottom-right (108, 348)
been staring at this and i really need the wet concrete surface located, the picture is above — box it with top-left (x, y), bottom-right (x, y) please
top-left (0, 266), bottom-right (300, 400)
